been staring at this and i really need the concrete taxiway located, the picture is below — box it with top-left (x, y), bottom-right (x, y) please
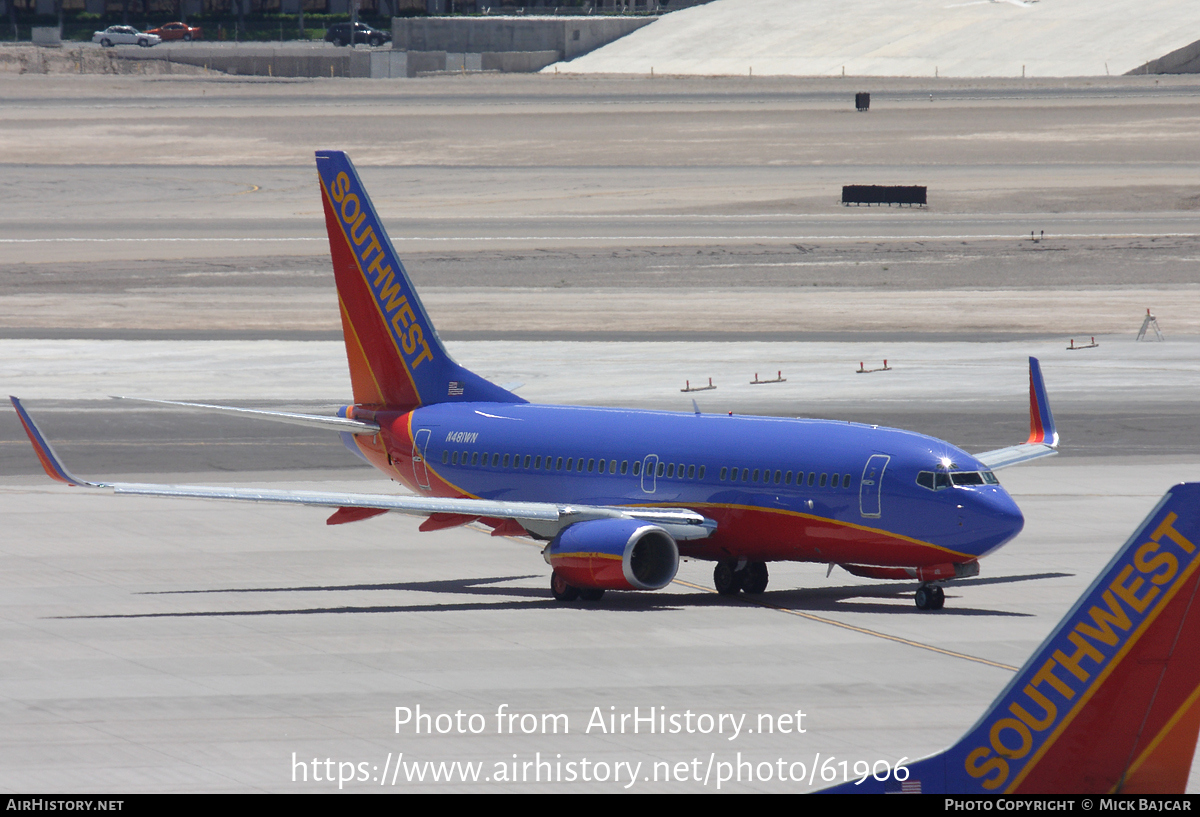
top-left (1, 72), bottom-right (1198, 792)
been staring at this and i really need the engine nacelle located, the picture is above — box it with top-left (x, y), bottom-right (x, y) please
top-left (545, 519), bottom-right (679, 591)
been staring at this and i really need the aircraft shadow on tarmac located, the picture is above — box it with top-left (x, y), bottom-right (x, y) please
top-left (750, 572), bottom-right (1072, 617)
top-left (48, 571), bottom-right (1069, 620)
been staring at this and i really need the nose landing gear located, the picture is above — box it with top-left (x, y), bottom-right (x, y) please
top-left (915, 583), bottom-right (945, 611)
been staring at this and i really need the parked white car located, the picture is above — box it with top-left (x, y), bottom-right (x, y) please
top-left (92, 26), bottom-right (161, 47)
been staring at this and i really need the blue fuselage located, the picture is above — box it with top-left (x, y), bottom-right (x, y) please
top-left (368, 402), bottom-right (1024, 570)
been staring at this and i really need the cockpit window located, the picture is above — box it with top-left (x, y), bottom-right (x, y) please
top-left (918, 469), bottom-right (998, 491)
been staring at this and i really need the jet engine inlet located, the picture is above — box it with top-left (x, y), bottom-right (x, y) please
top-left (547, 518), bottom-right (679, 591)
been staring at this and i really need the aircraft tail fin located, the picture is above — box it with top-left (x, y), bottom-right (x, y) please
top-left (315, 151), bottom-right (524, 412)
top-left (824, 483), bottom-right (1200, 794)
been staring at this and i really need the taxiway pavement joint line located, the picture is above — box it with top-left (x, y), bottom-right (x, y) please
top-left (2, 232), bottom-right (1197, 244)
top-left (671, 578), bottom-right (1019, 672)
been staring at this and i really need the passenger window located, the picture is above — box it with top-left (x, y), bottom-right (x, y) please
top-left (785, 471), bottom-right (793, 485)
top-left (667, 464), bottom-right (675, 478)
top-left (492, 453), bottom-right (500, 467)
top-left (742, 468), bottom-right (749, 481)
top-left (442, 450), bottom-right (449, 464)
top-left (452, 451), bottom-right (459, 465)
top-left (774, 470), bottom-right (782, 484)
top-left (587, 458), bottom-right (595, 472)
top-left (657, 462), bottom-right (665, 477)
top-left (620, 461), bottom-right (628, 475)
top-left (556, 457), bottom-right (563, 470)
top-left (807, 472), bottom-right (815, 487)
top-left (843, 473), bottom-right (851, 488)
top-left (687, 465), bottom-right (695, 479)
top-left (633, 460), bottom-right (641, 476)
top-left (752, 469), bottom-right (760, 482)
top-left (609, 460), bottom-right (617, 474)
top-left (534, 456), bottom-right (541, 469)
top-left (720, 467), bottom-right (728, 480)
top-left (566, 457), bottom-right (573, 470)
top-left (820, 473), bottom-right (827, 487)
top-left (503, 454), bottom-right (510, 467)
top-left (471, 452), bottom-right (479, 466)
top-left (698, 466), bottom-right (705, 479)
top-left (523, 455), bottom-right (531, 468)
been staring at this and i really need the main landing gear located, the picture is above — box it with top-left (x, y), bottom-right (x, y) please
top-left (714, 560), bottom-right (769, 596)
top-left (550, 571), bottom-right (605, 603)
top-left (914, 583), bottom-right (945, 611)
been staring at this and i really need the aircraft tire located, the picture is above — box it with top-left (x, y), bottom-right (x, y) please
top-left (931, 585), bottom-right (945, 610)
top-left (742, 561), bottom-right (769, 594)
top-left (915, 585), bottom-right (932, 610)
top-left (579, 587), bottom-right (605, 602)
top-left (550, 570), bottom-right (579, 602)
top-left (714, 561), bottom-right (741, 596)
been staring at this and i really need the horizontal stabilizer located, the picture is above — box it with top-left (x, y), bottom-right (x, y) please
top-left (111, 396), bottom-right (380, 435)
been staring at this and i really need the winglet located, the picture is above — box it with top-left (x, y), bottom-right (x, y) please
top-left (822, 483), bottom-right (1200, 793)
top-left (9, 396), bottom-right (99, 487)
top-left (974, 358), bottom-right (1060, 469)
top-left (1026, 356), bottom-right (1058, 447)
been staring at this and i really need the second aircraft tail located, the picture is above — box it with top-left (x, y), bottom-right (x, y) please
top-left (825, 482), bottom-right (1200, 793)
top-left (315, 150), bottom-right (524, 412)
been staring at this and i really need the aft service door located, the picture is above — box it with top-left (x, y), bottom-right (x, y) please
top-left (412, 428), bottom-right (432, 490)
top-left (641, 454), bottom-right (659, 494)
top-left (860, 454), bottom-right (890, 518)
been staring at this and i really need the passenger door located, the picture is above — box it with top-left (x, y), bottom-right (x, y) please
top-left (859, 454), bottom-right (890, 518)
top-left (412, 428), bottom-right (432, 490)
top-left (641, 454), bottom-right (659, 494)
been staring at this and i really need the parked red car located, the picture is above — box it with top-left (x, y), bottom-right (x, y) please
top-left (146, 22), bottom-right (202, 41)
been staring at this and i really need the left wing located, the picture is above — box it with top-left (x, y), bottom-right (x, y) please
top-left (9, 396), bottom-right (716, 543)
top-left (973, 356), bottom-right (1059, 470)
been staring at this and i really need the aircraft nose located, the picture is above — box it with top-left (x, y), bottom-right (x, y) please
top-left (970, 487), bottom-right (1025, 553)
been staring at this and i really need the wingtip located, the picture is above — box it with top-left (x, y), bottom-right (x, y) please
top-left (1026, 356), bottom-right (1059, 448)
top-left (9, 396), bottom-right (93, 487)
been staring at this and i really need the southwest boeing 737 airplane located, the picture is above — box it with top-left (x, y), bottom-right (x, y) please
top-left (11, 150), bottom-right (1061, 611)
top-left (823, 482), bottom-right (1200, 794)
